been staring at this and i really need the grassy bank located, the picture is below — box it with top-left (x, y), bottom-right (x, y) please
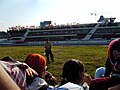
top-left (0, 45), bottom-right (108, 82)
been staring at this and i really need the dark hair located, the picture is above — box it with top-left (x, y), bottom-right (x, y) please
top-left (61, 59), bottom-right (84, 85)
top-left (104, 58), bottom-right (112, 77)
top-left (1, 56), bottom-right (15, 62)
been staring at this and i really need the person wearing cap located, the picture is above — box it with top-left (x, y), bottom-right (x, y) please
top-left (89, 38), bottom-right (120, 90)
top-left (95, 67), bottom-right (106, 78)
top-left (24, 53), bottom-right (57, 90)
top-left (44, 39), bottom-right (54, 63)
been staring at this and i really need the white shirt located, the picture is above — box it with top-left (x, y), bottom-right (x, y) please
top-left (57, 82), bottom-right (84, 90)
top-left (26, 77), bottom-right (48, 90)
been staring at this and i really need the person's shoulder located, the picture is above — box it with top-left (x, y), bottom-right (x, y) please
top-left (108, 84), bottom-right (120, 90)
top-left (91, 77), bottom-right (111, 85)
top-left (33, 77), bottom-right (47, 85)
top-left (26, 77), bottom-right (48, 90)
top-left (48, 41), bottom-right (52, 43)
top-left (58, 82), bottom-right (84, 90)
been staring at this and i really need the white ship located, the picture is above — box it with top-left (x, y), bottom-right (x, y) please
top-left (2, 15), bottom-right (120, 46)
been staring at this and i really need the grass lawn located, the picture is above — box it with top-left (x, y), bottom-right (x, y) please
top-left (0, 45), bottom-right (108, 83)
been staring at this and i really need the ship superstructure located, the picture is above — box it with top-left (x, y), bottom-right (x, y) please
top-left (6, 16), bottom-right (120, 45)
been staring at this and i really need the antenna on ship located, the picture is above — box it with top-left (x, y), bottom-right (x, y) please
top-left (91, 12), bottom-right (98, 22)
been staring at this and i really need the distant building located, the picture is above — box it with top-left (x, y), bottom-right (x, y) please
top-left (40, 21), bottom-right (52, 27)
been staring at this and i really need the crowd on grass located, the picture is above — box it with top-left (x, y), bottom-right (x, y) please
top-left (0, 38), bottom-right (120, 90)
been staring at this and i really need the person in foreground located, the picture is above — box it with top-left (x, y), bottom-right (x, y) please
top-left (58, 59), bottom-right (90, 90)
top-left (24, 53), bottom-right (57, 90)
top-left (94, 67), bottom-right (106, 78)
top-left (108, 84), bottom-right (120, 90)
top-left (89, 38), bottom-right (120, 90)
top-left (0, 56), bottom-right (38, 90)
top-left (0, 64), bottom-right (20, 90)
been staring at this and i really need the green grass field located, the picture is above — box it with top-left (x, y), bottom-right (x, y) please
top-left (0, 45), bottom-right (108, 82)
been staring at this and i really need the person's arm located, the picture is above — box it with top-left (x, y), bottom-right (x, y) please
top-left (22, 62), bottom-right (38, 77)
top-left (44, 43), bottom-right (47, 48)
top-left (104, 58), bottom-right (112, 77)
top-left (108, 84), bottom-right (120, 90)
top-left (45, 71), bottom-right (58, 86)
top-left (50, 41), bottom-right (53, 47)
top-left (0, 64), bottom-right (20, 90)
top-left (84, 73), bottom-right (92, 85)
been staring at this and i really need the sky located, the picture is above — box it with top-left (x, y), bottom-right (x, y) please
top-left (0, 0), bottom-right (120, 32)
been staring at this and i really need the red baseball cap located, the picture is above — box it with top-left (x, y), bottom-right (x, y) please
top-left (108, 38), bottom-right (120, 72)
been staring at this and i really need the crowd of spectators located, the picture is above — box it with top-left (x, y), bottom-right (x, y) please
top-left (0, 38), bottom-right (120, 90)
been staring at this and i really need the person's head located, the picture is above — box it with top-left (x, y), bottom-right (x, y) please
top-left (61, 59), bottom-right (85, 85)
top-left (46, 38), bottom-right (49, 42)
top-left (108, 38), bottom-right (120, 73)
top-left (95, 67), bottom-right (106, 78)
top-left (25, 53), bottom-right (46, 78)
top-left (1, 56), bottom-right (15, 62)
